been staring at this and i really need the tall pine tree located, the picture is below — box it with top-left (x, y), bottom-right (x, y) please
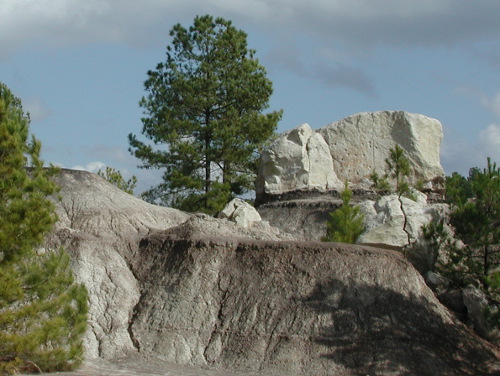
top-left (0, 83), bottom-right (88, 374)
top-left (129, 15), bottom-right (282, 214)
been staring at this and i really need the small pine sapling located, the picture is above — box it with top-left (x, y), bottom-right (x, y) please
top-left (323, 181), bottom-right (365, 244)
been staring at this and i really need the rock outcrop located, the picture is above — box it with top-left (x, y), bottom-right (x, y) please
top-left (357, 191), bottom-right (449, 249)
top-left (256, 194), bottom-right (342, 242)
top-left (130, 233), bottom-right (499, 375)
top-left (256, 111), bottom-right (444, 201)
top-left (319, 111), bottom-right (444, 184)
top-left (255, 110), bottom-right (448, 270)
top-left (257, 190), bottom-right (448, 254)
top-left (43, 169), bottom-right (499, 375)
top-left (424, 272), bottom-right (500, 346)
top-left (256, 123), bottom-right (344, 196)
top-left (45, 169), bottom-right (191, 359)
top-left (463, 286), bottom-right (500, 343)
top-left (45, 170), bottom-right (292, 359)
top-left (218, 198), bottom-right (262, 228)
top-left (253, 112), bottom-right (499, 351)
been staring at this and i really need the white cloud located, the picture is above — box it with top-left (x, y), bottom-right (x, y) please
top-left (460, 89), bottom-right (500, 121)
top-left (286, 0), bottom-right (500, 47)
top-left (0, 0), bottom-right (174, 58)
top-left (440, 138), bottom-right (480, 176)
top-left (313, 64), bottom-right (375, 95)
top-left (478, 123), bottom-right (500, 163)
top-left (2, 0), bottom-right (498, 99)
top-left (441, 122), bottom-right (500, 175)
top-left (71, 161), bottom-right (106, 173)
top-left (77, 145), bottom-right (162, 192)
top-left (266, 37), bottom-right (374, 94)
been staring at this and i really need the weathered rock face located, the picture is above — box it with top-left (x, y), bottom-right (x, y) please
top-left (319, 111), bottom-right (444, 184)
top-left (160, 212), bottom-right (295, 242)
top-left (357, 191), bottom-right (449, 250)
top-left (257, 191), bottom-right (448, 251)
top-left (257, 195), bottom-right (341, 242)
top-left (45, 169), bottom-right (191, 359)
top-left (256, 123), bottom-right (343, 196)
top-left (463, 286), bottom-right (500, 343)
top-left (424, 272), bottom-right (500, 346)
top-left (45, 170), bottom-right (293, 359)
top-left (130, 234), bottom-right (498, 375)
top-left (44, 170), bottom-right (500, 375)
top-left (256, 111), bottom-right (444, 200)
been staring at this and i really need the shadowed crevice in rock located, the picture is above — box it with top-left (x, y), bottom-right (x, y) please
top-left (397, 194), bottom-right (412, 249)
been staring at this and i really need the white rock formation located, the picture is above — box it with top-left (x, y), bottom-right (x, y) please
top-left (257, 111), bottom-right (444, 197)
top-left (256, 123), bottom-right (343, 195)
top-left (319, 111), bottom-right (444, 185)
top-left (357, 191), bottom-right (448, 249)
top-left (45, 170), bottom-right (294, 359)
top-left (218, 198), bottom-right (262, 228)
top-left (45, 169), bottom-right (191, 359)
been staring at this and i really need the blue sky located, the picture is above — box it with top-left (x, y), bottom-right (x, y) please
top-left (1, 0), bottom-right (499, 193)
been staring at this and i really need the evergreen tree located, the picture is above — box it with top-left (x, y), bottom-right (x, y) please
top-left (440, 158), bottom-right (499, 294)
top-left (323, 181), bottom-right (365, 244)
top-left (129, 15), bottom-right (282, 214)
top-left (97, 166), bottom-right (137, 195)
top-left (0, 83), bottom-right (88, 374)
top-left (424, 158), bottom-right (499, 329)
top-left (385, 144), bottom-right (413, 198)
top-left (370, 145), bottom-right (415, 199)
top-left (371, 145), bottom-right (416, 250)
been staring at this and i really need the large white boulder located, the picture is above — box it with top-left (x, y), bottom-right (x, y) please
top-left (256, 123), bottom-right (343, 195)
top-left (318, 111), bottom-right (444, 185)
top-left (256, 111), bottom-right (444, 197)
